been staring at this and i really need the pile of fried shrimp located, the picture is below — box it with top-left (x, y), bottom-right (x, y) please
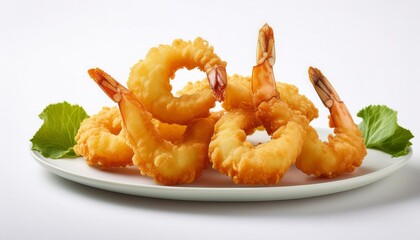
top-left (74, 24), bottom-right (367, 186)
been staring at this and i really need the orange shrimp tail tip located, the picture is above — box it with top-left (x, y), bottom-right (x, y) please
top-left (206, 65), bottom-right (227, 102)
top-left (88, 68), bottom-right (129, 103)
top-left (256, 24), bottom-right (275, 66)
top-left (308, 67), bottom-right (342, 108)
top-left (252, 23), bottom-right (279, 106)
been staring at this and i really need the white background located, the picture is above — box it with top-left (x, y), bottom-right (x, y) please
top-left (1, 0), bottom-right (420, 239)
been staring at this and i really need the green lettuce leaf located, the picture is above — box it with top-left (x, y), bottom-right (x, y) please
top-left (357, 105), bottom-right (413, 157)
top-left (30, 102), bottom-right (89, 159)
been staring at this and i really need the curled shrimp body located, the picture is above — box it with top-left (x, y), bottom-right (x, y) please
top-left (89, 68), bottom-right (220, 185)
top-left (296, 67), bottom-right (367, 178)
top-left (75, 107), bottom-right (189, 169)
top-left (209, 103), bottom-right (306, 185)
top-left (209, 24), bottom-right (307, 185)
top-left (127, 37), bottom-right (227, 125)
top-left (74, 106), bottom-right (133, 168)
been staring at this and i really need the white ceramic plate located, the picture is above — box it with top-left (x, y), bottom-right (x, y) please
top-left (30, 128), bottom-right (412, 202)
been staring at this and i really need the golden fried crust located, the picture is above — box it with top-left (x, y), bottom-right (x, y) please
top-left (129, 116), bottom-right (219, 185)
top-left (296, 125), bottom-right (366, 178)
top-left (74, 107), bottom-right (134, 168)
top-left (127, 38), bottom-right (225, 124)
top-left (276, 82), bottom-right (319, 122)
top-left (152, 119), bottom-right (186, 143)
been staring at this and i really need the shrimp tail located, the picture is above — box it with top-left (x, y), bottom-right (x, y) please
top-left (308, 66), bottom-right (356, 130)
top-left (88, 68), bottom-right (129, 103)
top-left (308, 67), bottom-right (341, 108)
top-left (252, 23), bottom-right (279, 106)
top-left (206, 65), bottom-right (227, 102)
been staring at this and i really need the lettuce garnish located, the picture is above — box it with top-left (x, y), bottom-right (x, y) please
top-left (30, 102), bottom-right (89, 159)
top-left (357, 105), bottom-right (413, 157)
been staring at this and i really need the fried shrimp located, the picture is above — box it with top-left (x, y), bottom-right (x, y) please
top-left (74, 108), bottom-right (187, 169)
top-left (295, 67), bottom-right (367, 178)
top-left (127, 37), bottom-right (227, 124)
top-left (74, 107), bottom-right (134, 168)
top-left (89, 68), bottom-right (220, 185)
top-left (209, 24), bottom-right (307, 185)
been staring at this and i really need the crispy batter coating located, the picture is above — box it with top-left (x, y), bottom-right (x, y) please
top-left (127, 37), bottom-right (227, 124)
top-left (276, 80), bottom-right (319, 122)
top-left (152, 119), bottom-right (186, 143)
top-left (74, 107), bottom-right (133, 168)
top-left (296, 125), bottom-right (366, 178)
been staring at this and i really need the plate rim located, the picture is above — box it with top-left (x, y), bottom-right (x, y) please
top-left (29, 145), bottom-right (412, 201)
